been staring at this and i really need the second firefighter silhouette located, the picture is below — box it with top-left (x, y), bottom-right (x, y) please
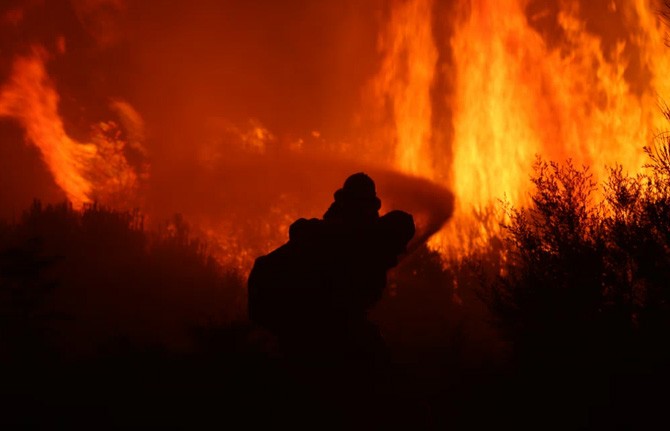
top-left (248, 172), bottom-right (415, 359)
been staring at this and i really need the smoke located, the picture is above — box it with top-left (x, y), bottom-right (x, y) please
top-left (70, 0), bottom-right (128, 47)
top-left (1, 0), bottom-right (667, 261)
top-left (0, 0), bottom-right (434, 255)
top-left (0, 0), bottom-right (385, 202)
top-left (146, 146), bottom-right (453, 270)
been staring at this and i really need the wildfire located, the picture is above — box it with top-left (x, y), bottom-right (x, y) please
top-left (372, 0), bottom-right (438, 179)
top-left (0, 47), bottom-right (145, 208)
top-left (371, 0), bottom-right (670, 258)
top-left (2, 0), bottom-right (670, 268)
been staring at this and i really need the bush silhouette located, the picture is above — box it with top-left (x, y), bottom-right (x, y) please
top-left (488, 149), bottom-right (670, 359)
top-left (475, 136), bottom-right (670, 428)
top-left (0, 201), bottom-right (244, 357)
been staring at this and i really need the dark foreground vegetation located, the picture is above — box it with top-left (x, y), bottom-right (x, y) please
top-left (474, 145), bottom-right (670, 430)
top-left (3, 142), bottom-right (670, 430)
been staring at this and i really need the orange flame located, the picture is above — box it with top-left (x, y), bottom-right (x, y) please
top-left (372, 0), bottom-right (438, 179)
top-left (0, 47), bottom-right (145, 208)
top-left (4, 1), bottom-right (670, 268)
top-left (370, 0), bottom-right (670, 258)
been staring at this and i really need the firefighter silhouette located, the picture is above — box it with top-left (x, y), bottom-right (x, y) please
top-left (248, 173), bottom-right (415, 363)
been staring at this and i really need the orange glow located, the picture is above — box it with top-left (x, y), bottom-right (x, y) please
top-left (0, 48), bottom-right (144, 209)
top-left (370, 0), bottom-right (670, 258)
top-left (2, 1), bottom-right (670, 269)
top-left (371, 0), bottom-right (438, 178)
